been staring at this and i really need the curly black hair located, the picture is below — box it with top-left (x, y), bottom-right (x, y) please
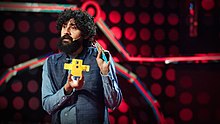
top-left (56, 9), bottom-right (96, 45)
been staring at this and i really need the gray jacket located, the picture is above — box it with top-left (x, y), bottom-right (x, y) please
top-left (41, 47), bottom-right (122, 124)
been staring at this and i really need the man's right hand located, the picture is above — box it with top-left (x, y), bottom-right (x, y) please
top-left (64, 74), bottom-right (84, 95)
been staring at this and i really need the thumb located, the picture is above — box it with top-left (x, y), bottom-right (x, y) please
top-left (68, 74), bottom-right (72, 81)
top-left (79, 75), bottom-right (84, 80)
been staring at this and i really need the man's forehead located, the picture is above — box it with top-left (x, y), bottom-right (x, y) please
top-left (65, 18), bottom-right (75, 24)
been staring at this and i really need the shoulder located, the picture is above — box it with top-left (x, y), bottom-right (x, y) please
top-left (87, 46), bottom-right (110, 55)
top-left (87, 46), bottom-right (98, 56)
top-left (46, 52), bottom-right (66, 63)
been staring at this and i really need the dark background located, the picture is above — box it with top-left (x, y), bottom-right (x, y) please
top-left (0, 0), bottom-right (220, 123)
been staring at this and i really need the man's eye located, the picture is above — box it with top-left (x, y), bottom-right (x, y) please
top-left (71, 26), bottom-right (77, 29)
top-left (62, 24), bottom-right (67, 28)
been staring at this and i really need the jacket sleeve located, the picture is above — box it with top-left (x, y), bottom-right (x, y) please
top-left (41, 59), bottom-right (74, 115)
top-left (101, 53), bottom-right (122, 110)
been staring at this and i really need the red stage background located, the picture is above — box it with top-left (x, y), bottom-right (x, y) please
top-left (0, 0), bottom-right (220, 124)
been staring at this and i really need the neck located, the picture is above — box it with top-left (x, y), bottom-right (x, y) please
top-left (70, 45), bottom-right (83, 58)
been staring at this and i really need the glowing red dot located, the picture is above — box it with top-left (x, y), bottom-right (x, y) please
top-left (179, 92), bottom-right (192, 104)
top-left (140, 28), bottom-right (151, 41)
top-left (154, 29), bottom-right (165, 41)
top-left (139, 12), bottom-right (150, 24)
top-left (0, 96), bottom-right (8, 109)
top-left (125, 27), bottom-right (136, 41)
top-left (136, 65), bottom-right (148, 78)
top-left (168, 13), bottom-right (179, 25)
top-left (126, 44), bottom-right (137, 56)
top-left (34, 37), bottom-right (46, 50)
top-left (140, 44), bottom-right (151, 56)
top-left (201, 0), bottom-right (215, 11)
top-left (97, 39), bottom-right (107, 50)
top-left (118, 115), bottom-right (129, 124)
top-left (111, 26), bottom-right (122, 39)
top-left (113, 57), bottom-right (119, 62)
top-left (166, 68), bottom-right (176, 81)
top-left (13, 96), bottom-right (24, 110)
top-left (168, 29), bottom-right (179, 41)
top-left (87, 7), bottom-right (95, 16)
top-left (11, 80), bottom-right (23, 93)
top-left (108, 108), bottom-right (113, 113)
top-left (166, 117), bottom-right (175, 124)
top-left (50, 38), bottom-right (58, 51)
top-left (109, 115), bottom-right (115, 124)
top-left (132, 119), bottom-right (137, 124)
top-left (118, 99), bottom-right (129, 113)
top-left (197, 92), bottom-right (210, 105)
top-left (109, 11), bottom-right (121, 24)
top-left (154, 45), bottom-right (165, 57)
top-left (180, 75), bottom-right (192, 88)
top-left (18, 20), bottom-right (30, 33)
top-left (151, 83), bottom-right (162, 96)
top-left (169, 45), bottom-right (179, 56)
top-left (165, 85), bottom-right (176, 97)
top-left (153, 13), bottom-right (165, 25)
top-left (151, 67), bottom-right (162, 80)
top-left (100, 10), bottom-right (106, 21)
top-left (28, 97), bottom-right (40, 110)
top-left (19, 37), bottom-right (30, 50)
top-left (3, 19), bottom-right (15, 32)
top-left (49, 21), bottom-right (58, 34)
top-left (179, 108), bottom-right (193, 121)
top-left (124, 11), bottom-right (136, 24)
top-left (4, 35), bottom-right (15, 49)
top-left (135, 65), bottom-right (148, 78)
top-left (27, 80), bottom-right (39, 93)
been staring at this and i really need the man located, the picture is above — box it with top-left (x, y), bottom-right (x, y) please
top-left (41, 9), bottom-right (122, 124)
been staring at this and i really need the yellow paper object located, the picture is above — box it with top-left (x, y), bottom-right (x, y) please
top-left (64, 59), bottom-right (90, 78)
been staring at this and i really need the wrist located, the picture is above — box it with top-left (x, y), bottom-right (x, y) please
top-left (101, 71), bottom-right (108, 75)
top-left (64, 83), bottom-right (73, 95)
top-left (100, 71), bottom-right (109, 76)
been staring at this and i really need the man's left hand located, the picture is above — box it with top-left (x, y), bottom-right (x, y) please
top-left (96, 51), bottom-right (110, 75)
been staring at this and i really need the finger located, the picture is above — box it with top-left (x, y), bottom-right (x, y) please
top-left (96, 50), bottom-right (101, 59)
top-left (71, 75), bottom-right (75, 81)
top-left (79, 75), bottom-right (84, 80)
top-left (107, 61), bottom-right (111, 67)
top-left (68, 74), bottom-right (72, 81)
top-left (72, 78), bottom-right (79, 85)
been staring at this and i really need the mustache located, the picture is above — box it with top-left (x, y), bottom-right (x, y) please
top-left (61, 34), bottom-right (73, 41)
top-left (57, 34), bottom-right (83, 54)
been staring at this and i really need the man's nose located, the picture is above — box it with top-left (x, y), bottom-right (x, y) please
top-left (64, 26), bottom-right (71, 35)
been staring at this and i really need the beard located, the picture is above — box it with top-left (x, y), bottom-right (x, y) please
top-left (57, 34), bottom-right (82, 55)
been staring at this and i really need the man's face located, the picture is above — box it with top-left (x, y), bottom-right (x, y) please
top-left (61, 18), bottom-right (81, 44)
top-left (57, 18), bottom-right (83, 54)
